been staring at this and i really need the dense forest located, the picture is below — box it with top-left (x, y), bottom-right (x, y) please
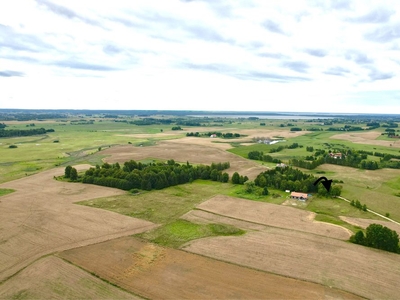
top-left (77, 160), bottom-right (231, 191)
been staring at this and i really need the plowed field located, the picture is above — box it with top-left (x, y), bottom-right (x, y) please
top-left (59, 236), bottom-right (361, 300)
top-left (195, 195), bottom-right (352, 240)
top-left (0, 256), bottom-right (140, 299)
top-left (102, 141), bottom-right (268, 179)
top-left (183, 227), bottom-right (400, 300)
top-left (0, 166), bottom-right (157, 282)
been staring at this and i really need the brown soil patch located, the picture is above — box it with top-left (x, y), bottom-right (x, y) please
top-left (0, 166), bottom-right (157, 282)
top-left (59, 236), bottom-right (360, 300)
top-left (101, 142), bottom-right (269, 179)
top-left (183, 227), bottom-right (400, 300)
top-left (196, 195), bottom-right (352, 240)
top-left (0, 256), bottom-right (139, 299)
top-left (330, 131), bottom-right (400, 147)
top-left (340, 216), bottom-right (400, 235)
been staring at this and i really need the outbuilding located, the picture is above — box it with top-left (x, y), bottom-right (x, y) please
top-left (290, 192), bottom-right (308, 201)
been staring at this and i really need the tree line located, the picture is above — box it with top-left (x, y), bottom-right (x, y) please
top-left (186, 131), bottom-right (241, 138)
top-left (254, 166), bottom-right (341, 196)
top-left (0, 127), bottom-right (55, 138)
top-left (72, 160), bottom-right (232, 191)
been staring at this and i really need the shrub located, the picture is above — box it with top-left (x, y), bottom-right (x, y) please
top-left (9, 145), bottom-right (18, 148)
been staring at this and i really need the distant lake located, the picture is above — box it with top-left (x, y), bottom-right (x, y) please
top-left (189, 114), bottom-right (333, 120)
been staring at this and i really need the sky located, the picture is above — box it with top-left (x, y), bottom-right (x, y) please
top-left (0, 0), bottom-right (399, 113)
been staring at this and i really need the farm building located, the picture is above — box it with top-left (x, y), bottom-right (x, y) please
top-left (290, 192), bottom-right (308, 201)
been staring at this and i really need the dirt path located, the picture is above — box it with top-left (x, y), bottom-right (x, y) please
top-left (0, 166), bottom-right (157, 282)
top-left (337, 196), bottom-right (400, 226)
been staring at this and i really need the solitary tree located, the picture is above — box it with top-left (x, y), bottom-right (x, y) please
top-left (232, 172), bottom-right (240, 184)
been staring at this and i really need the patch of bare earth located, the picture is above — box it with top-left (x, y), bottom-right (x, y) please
top-left (330, 131), bottom-right (400, 148)
top-left (101, 141), bottom-right (269, 179)
top-left (195, 195), bottom-right (351, 239)
top-left (0, 256), bottom-right (140, 299)
top-left (0, 166), bottom-right (157, 282)
top-left (340, 216), bottom-right (400, 235)
top-left (183, 228), bottom-right (400, 300)
top-left (59, 236), bottom-right (361, 300)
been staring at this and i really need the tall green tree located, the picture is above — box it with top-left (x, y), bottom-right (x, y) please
top-left (70, 167), bottom-right (78, 181)
top-left (65, 165), bottom-right (72, 178)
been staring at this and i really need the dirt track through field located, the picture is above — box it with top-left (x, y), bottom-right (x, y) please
top-left (183, 227), bottom-right (400, 300)
top-left (195, 195), bottom-right (352, 240)
top-left (59, 236), bottom-right (362, 300)
top-left (102, 141), bottom-right (269, 179)
top-left (0, 166), bottom-right (157, 282)
top-left (340, 216), bottom-right (400, 235)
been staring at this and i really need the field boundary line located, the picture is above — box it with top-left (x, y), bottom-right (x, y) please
top-left (337, 196), bottom-right (400, 226)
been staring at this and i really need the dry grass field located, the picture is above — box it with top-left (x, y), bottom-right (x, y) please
top-left (0, 256), bottom-right (140, 299)
top-left (194, 195), bottom-right (352, 240)
top-left (0, 166), bottom-right (157, 282)
top-left (102, 141), bottom-right (269, 179)
top-left (183, 227), bottom-right (400, 300)
top-left (330, 131), bottom-right (400, 147)
top-left (59, 236), bottom-right (362, 300)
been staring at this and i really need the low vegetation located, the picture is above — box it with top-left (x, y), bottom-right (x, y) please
top-left (0, 188), bottom-right (15, 197)
top-left (138, 219), bottom-right (245, 248)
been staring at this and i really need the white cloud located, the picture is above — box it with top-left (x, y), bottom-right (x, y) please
top-left (0, 0), bottom-right (399, 113)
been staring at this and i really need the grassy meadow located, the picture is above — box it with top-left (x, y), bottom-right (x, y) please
top-left (3, 113), bottom-right (400, 234)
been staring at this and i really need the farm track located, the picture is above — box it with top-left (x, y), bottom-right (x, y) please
top-left (337, 196), bottom-right (400, 226)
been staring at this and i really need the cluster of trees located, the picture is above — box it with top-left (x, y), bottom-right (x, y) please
top-left (186, 132), bottom-right (241, 138)
top-left (247, 151), bottom-right (282, 163)
top-left (254, 166), bottom-right (341, 196)
top-left (171, 126), bottom-right (182, 130)
top-left (0, 123), bottom-right (6, 129)
top-left (77, 160), bottom-right (231, 191)
top-left (350, 224), bottom-right (399, 254)
top-left (350, 199), bottom-right (368, 211)
top-left (0, 128), bottom-right (54, 138)
top-left (290, 127), bottom-right (302, 131)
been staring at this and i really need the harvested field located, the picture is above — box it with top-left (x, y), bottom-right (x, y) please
top-left (195, 195), bottom-right (352, 240)
top-left (183, 227), bottom-right (400, 300)
top-left (330, 131), bottom-right (400, 147)
top-left (59, 236), bottom-right (361, 300)
top-left (101, 141), bottom-right (269, 179)
top-left (0, 256), bottom-right (139, 299)
top-left (0, 166), bottom-right (157, 282)
top-left (340, 216), bottom-right (400, 235)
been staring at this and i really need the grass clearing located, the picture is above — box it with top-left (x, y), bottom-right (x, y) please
top-left (137, 219), bottom-right (245, 248)
top-left (78, 180), bottom-right (235, 224)
top-left (0, 188), bottom-right (14, 197)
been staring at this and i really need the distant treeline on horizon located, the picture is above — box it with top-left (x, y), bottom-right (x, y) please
top-left (1, 108), bottom-right (400, 119)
